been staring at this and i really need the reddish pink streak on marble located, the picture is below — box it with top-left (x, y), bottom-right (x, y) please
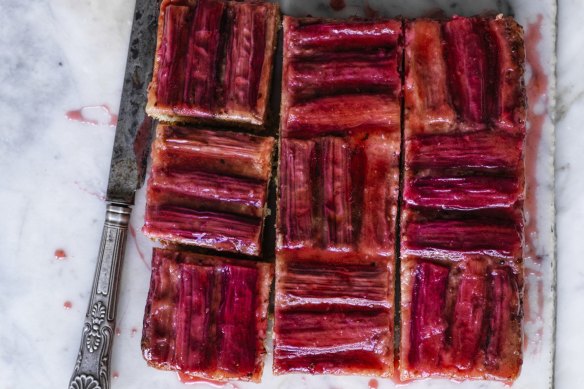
top-left (130, 327), bottom-right (138, 337)
top-left (524, 13), bottom-right (546, 263)
top-left (74, 181), bottom-right (106, 201)
top-left (115, 327), bottom-right (121, 337)
top-left (112, 371), bottom-right (119, 379)
top-left (66, 105), bottom-right (118, 127)
top-left (54, 249), bottom-right (67, 260)
top-left (523, 14), bottom-right (547, 344)
top-left (63, 301), bottom-right (72, 310)
top-left (129, 225), bottom-right (150, 270)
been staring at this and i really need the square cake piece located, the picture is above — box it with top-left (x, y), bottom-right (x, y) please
top-left (400, 16), bottom-right (526, 381)
top-left (400, 257), bottom-right (523, 381)
top-left (141, 248), bottom-right (273, 382)
top-left (273, 16), bottom-right (402, 377)
top-left (146, 0), bottom-right (279, 129)
top-left (274, 255), bottom-right (393, 376)
top-left (280, 17), bottom-right (402, 139)
top-left (143, 124), bottom-right (275, 256)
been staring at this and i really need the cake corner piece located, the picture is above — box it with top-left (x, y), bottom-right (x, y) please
top-left (145, 0), bottom-right (280, 130)
top-left (141, 247), bottom-right (274, 382)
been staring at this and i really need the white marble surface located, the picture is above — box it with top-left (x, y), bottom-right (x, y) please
top-left (0, 0), bottom-right (569, 388)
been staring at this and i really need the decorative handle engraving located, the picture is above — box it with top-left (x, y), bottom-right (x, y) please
top-left (69, 204), bottom-right (131, 389)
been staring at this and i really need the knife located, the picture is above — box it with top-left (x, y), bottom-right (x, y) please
top-left (68, 0), bottom-right (159, 388)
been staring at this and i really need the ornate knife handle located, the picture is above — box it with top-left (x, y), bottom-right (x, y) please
top-left (69, 204), bottom-right (132, 389)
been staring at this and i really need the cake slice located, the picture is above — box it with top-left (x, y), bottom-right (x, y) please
top-left (274, 16), bottom-right (402, 377)
top-left (404, 16), bottom-right (525, 134)
top-left (146, 0), bottom-right (279, 129)
top-left (274, 255), bottom-right (393, 376)
top-left (280, 17), bottom-right (402, 139)
top-left (400, 15), bottom-right (526, 381)
top-left (141, 248), bottom-right (273, 382)
top-left (143, 124), bottom-right (275, 256)
top-left (400, 257), bottom-right (523, 381)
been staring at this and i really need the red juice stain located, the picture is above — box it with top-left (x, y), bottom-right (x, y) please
top-left (54, 249), bottom-right (67, 260)
top-left (130, 327), bottom-right (138, 337)
top-left (113, 371), bottom-right (120, 379)
top-left (368, 378), bottom-right (379, 389)
top-left (74, 181), bottom-right (106, 201)
top-left (524, 13), bottom-right (547, 265)
top-left (64, 301), bottom-right (73, 310)
top-left (115, 327), bottom-right (121, 337)
top-left (329, 0), bottom-right (345, 11)
top-left (129, 225), bottom-right (150, 270)
top-left (522, 14), bottom-right (548, 341)
top-left (66, 104), bottom-right (118, 127)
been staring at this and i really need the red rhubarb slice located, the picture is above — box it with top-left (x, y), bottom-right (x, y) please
top-left (276, 260), bottom-right (391, 308)
top-left (448, 261), bottom-right (488, 370)
top-left (358, 134), bottom-right (399, 256)
top-left (320, 137), bottom-right (353, 249)
top-left (285, 18), bottom-right (401, 57)
top-left (287, 54), bottom-right (399, 102)
top-left (443, 17), bottom-right (488, 126)
top-left (278, 139), bottom-right (316, 249)
top-left (216, 265), bottom-right (259, 375)
top-left (223, 3), bottom-right (270, 117)
top-left (406, 131), bottom-right (523, 171)
top-left (141, 253), bottom-right (180, 370)
top-left (154, 125), bottom-right (274, 181)
top-left (403, 218), bottom-right (522, 259)
top-left (484, 18), bottom-right (526, 131)
top-left (284, 94), bottom-right (400, 138)
top-left (484, 267), bottom-right (522, 378)
top-left (156, 5), bottom-right (191, 106)
top-left (182, 0), bottom-right (224, 110)
top-left (175, 264), bottom-right (214, 372)
top-left (405, 20), bottom-right (456, 132)
top-left (404, 175), bottom-right (522, 210)
top-left (408, 261), bottom-right (449, 370)
top-left (149, 170), bottom-right (266, 217)
top-left (144, 206), bottom-right (263, 256)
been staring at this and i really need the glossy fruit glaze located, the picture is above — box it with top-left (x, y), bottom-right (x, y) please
top-left (274, 16), bottom-right (402, 377)
top-left (274, 257), bottom-right (393, 375)
top-left (143, 125), bottom-right (274, 256)
top-left (402, 258), bottom-right (522, 380)
top-left (148, 0), bottom-right (278, 126)
top-left (141, 248), bottom-right (273, 382)
top-left (281, 18), bottom-right (401, 139)
top-left (400, 16), bottom-right (525, 381)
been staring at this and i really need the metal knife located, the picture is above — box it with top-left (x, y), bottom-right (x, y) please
top-left (68, 0), bottom-right (159, 388)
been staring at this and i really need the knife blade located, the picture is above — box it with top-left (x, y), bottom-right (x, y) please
top-left (68, 0), bottom-right (159, 388)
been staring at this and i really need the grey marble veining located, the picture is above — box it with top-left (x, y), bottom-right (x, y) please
top-left (555, 0), bottom-right (584, 388)
top-left (0, 0), bottom-right (566, 388)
